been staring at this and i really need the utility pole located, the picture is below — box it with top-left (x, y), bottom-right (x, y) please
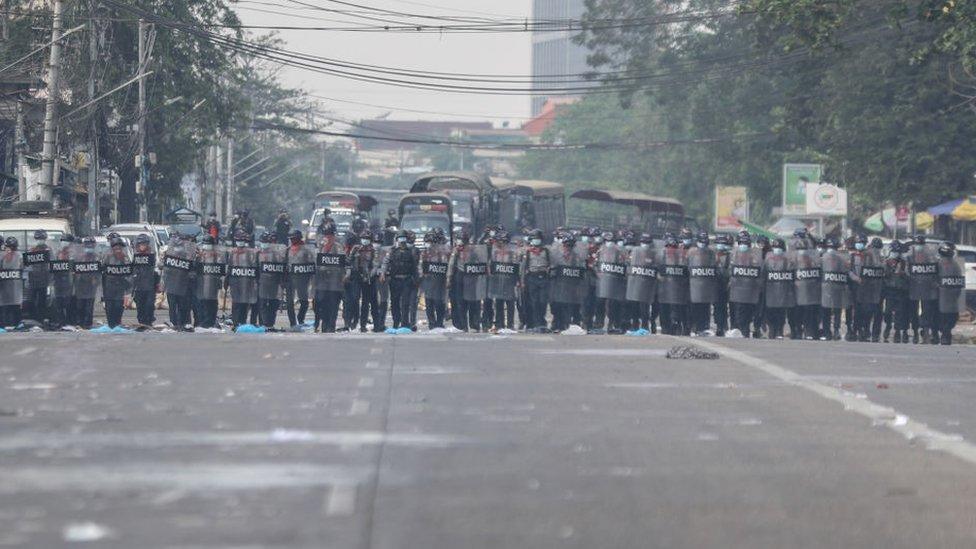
top-left (14, 100), bottom-right (25, 200)
top-left (215, 139), bottom-right (225, 221)
top-left (86, 0), bottom-right (99, 234)
top-left (38, 0), bottom-right (64, 201)
top-left (225, 138), bottom-right (234, 222)
top-left (137, 18), bottom-right (148, 222)
top-left (320, 142), bottom-right (326, 188)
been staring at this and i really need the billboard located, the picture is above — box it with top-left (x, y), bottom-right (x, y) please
top-left (804, 183), bottom-right (847, 216)
top-left (783, 164), bottom-right (822, 215)
top-left (715, 186), bottom-right (749, 231)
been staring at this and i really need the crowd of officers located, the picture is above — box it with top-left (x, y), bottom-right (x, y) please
top-left (0, 222), bottom-right (967, 344)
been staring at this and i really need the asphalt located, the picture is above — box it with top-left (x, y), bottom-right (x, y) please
top-left (2, 331), bottom-right (976, 548)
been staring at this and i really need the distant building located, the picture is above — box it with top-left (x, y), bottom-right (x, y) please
top-left (531, 0), bottom-right (591, 116)
top-left (354, 120), bottom-right (493, 152)
top-left (522, 97), bottom-right (579, 138)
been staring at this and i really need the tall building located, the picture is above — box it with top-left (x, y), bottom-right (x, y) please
top-left (531, 0), bottom-right (591, 116)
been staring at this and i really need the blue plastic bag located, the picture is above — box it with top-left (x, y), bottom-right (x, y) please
top-left (235, 324), bottom-right (267, 334)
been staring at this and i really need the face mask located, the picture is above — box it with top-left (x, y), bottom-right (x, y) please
top-left (259, 242), bottom-right (268, 249)
top-left (594, 237), bottom-right (603, 244)
top-left (738, 244), bottom-right (749, 252)
top-left (855, 243), bottom-right (865, 251)
top-left (640, 243), bottom-right (650, 249)
top-left (696, 242), bottom-right (706, 248)
top-left (772, 248), bottom-right (784, 255)
top-left (580, 236), bottom-right (589, 243)
top-left (891, 252), bottom-right (901, 258)
top-left (489, 231), bottom-right (496, 238)
top-left (716, 244), bottom-right (727, 251)
top-left (617, 240), bottom-right (626, 247)
top-left (682, 239), bottom-right (693, 246)
top-left (397, 238), bottom-right (407, 244)
top-left (361, 239), bottom-right (370, 246)
top-left (530, 238), bottom-right (542, 246)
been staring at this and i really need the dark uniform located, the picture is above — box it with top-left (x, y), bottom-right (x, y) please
top-left (384, 232), bottom-right (419, 330)
top-left (520, 231), bottom-right (551, 331)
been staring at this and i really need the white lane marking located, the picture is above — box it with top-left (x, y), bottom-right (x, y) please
top-left (364, 361), bottom-right (379, 369)
top-left (0, 463), bottom-right (371, 493)
top-left (692, 339), bottom-right (976, 466)
top-left (606, 381), bottom-right (779, 390)
top-left (394, 366), bottom-right (469, 375)
top-left (324, 484), bottom-right (357, 517)
top-left (370, 347), bottom-right (383, 355)
top-left (12, 347), bottom-right (37, 357)
top-left (0, 430), bottom-right (468, 451)
top-left (358, 377), bottom-right (375, 388)
top-left (348, 398), bottom-right (370, 416)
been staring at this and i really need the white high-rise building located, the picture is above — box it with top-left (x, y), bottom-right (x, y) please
top-left (531, 0), bottom-right (591, 116)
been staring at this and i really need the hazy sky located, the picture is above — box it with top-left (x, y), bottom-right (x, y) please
top-left (236, 0), bottom-right (534, 126)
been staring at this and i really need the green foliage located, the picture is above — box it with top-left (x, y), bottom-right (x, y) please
top-left (522, 0), bottom-right (976, 228)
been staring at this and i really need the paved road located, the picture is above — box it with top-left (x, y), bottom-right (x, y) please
top-left (2, 332), bottom-right (976, 548)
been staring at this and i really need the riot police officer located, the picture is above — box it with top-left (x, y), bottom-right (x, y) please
top-left (792, 237), bottom-right (822, 340)
top-left (73, 236), bottom-right (101, 329)
top-left (102, 237), bottom-right (132, 328)
top-left (347, 229), bottom-right (380, 332)
top-left (657, 233), bottom-right (690, 335)
top-left (906, 234), bottom-right (940, 344)
top-left (286, 230), bottom-right (315, 328)
top-left (24, 229), bottom-right (51, 322)
top-left (761, 238), bottom-right (795, 339)
top-left (820, 237), bottom-right (850, 341)
top-left (420, 230), bottom-right (450, 329)
top-left (383, 229), bottom-right (419, 330)
top-left (520, 228), bottom-right (551, 331)
top-left (850, 234), bottom-right (884, 342)
top-left (195, 235), bottom-right (226, 329)
top-left (882, 240), bottom-right (910, 343)
top-left (50, 234), bottom-right (76, 328)
top-left (729, 231), bottom-right (763, 337)
top-left (936, 241), bottom-right (965, 345)
top-left (0, 236), bottom-right (23, 326)
top-left (488, 230), bottom-right (519, 331)
top-left (712, 234), bottom-right (732, 336)
top-left (227, 229), bottom-right (259, 328)
top-left (313, 222), bottom-right (345, 332)
top-left (688, 231), bottom-right (718, 335)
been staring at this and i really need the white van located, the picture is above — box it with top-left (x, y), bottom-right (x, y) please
top-left (0, 203), bottom-right (73, 248)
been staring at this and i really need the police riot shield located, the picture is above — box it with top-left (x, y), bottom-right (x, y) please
top-left (71, 243), bottom-right (102, 300)
top-left (0, 246), bottom-right (24, 310)
top-left (596, 243), bottom-right (628, 301)
top-left (287, 244), bottom-right (316, 301)
top-left (793, 249), bottom-right (822, 307)
top-left (49, 240), bottom-right (75, 300)
top-left (314, 240), bottom-right (346, 293)
top-left (626, 245), bottom-right (657, 303)
top-left (728, 248), bottom-right (763, 305)
top-left (101, 245), bottom-right (134, 301)
top-left (763, 252), bottom-right (796, 308)
top-left (488, 243), bottom-right (519, 301)
top-left (550, 244), bottom-right (585, 305)
top-left (820, 250), bottom-right (851, 309)
top-left (258, 244), bottom-right (287, 301)
top-left (854, 248), bottom-right (884, 305)
top-left (907, 243), bottom-right (939, 301)
top-left (23, 241), bottom-right (51, 292)
top-left (197, 244), bottom-right (228, 301)
top-left (938, 256), bottom-right (967, 314)
top-left (656, 247), bottom-right (689, 305)
top-left (687, 247), bottom-right (718, 304)
top-left (461, 244), bottom-right (488, 301)
top-left (421, 243), bottom-right (450, 302)
top-left (227, 246), bottom-right (259, 305)
top-left (161, 240), bottom-right (195, 296)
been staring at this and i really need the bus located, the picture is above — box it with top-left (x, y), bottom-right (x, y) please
top-left (398, 192), bottom-right (453, 248)
top-left (568, 188), bottom-right (689, 239)
top-left (409, 171), bottom-right (500, 236)
top-left (495, 180), bottom-right (566, 238)
top-left (305, 191), bottom-right (377, 242)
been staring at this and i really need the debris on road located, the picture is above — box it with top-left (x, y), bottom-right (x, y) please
top-left (666, 345), bottom-right (720, 360)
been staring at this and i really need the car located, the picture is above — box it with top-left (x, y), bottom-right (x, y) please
top-left (955, 244), bottom-right (976, 313)
top-left (104, 223), bottom-right (165, 248)
top-left (0, 201), bottom-right (72, 249)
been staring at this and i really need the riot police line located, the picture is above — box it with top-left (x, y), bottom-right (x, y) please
top-left (0, 223), bottom-right (967, 345)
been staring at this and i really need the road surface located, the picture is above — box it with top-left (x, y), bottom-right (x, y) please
top-left (2, 332), bottom-right (976, 548)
